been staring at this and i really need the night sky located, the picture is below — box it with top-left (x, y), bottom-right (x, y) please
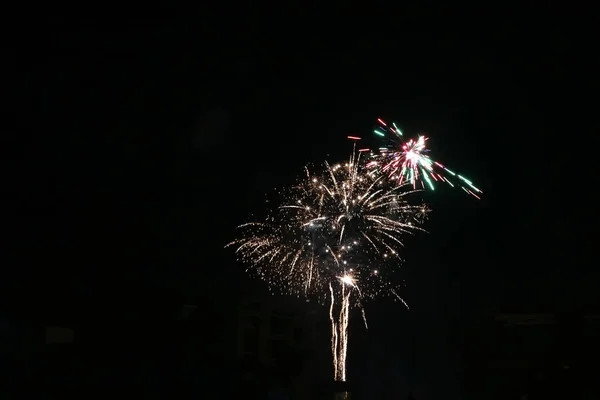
top-left (5, 14), bottom-right (594, 395)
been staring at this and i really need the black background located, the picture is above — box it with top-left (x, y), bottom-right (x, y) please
top-left (4, 10), bottom-right (596, 398)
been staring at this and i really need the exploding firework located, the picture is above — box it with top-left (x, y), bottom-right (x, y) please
top-left (228, 151), bottom-right (427, 381)
top-left (350, 118), bottom-right (482, 199)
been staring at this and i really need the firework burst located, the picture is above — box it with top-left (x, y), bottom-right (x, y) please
top-left (350, 118), bottom-right (482, 199)
top-left (229, 151), bottom-right (426, 302)
top-left (227, 151), bottom-right (427, 381)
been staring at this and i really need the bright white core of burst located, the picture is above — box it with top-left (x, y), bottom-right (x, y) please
top-left (339, 275), bottom-right (355, 286)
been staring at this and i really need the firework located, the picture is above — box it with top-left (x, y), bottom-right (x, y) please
top-left (228, 151), bottom-right (427, 381)
top-left (352, 118), bottom-right (482, 199)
